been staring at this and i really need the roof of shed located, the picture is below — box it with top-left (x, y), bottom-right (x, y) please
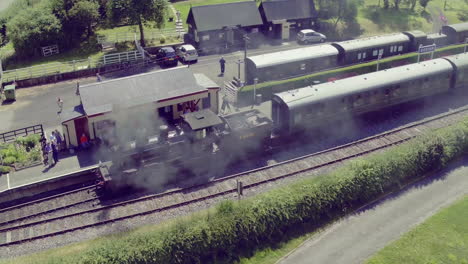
top-left (188, 1), bottom-right (262, 32)
top-left (259, 0), bottom-right (317, 22)
top-left (182, 109), bottom-right (223, 130)
top-left (332, 33), bottom-right (410, 52)
top-left (60, 104), bottom-right (85, 123)
top-left (274, 58), bottom-right (453, 109)
top-left (194, 73), bottom-right (220, 89)
top-left (247, 44), bottom-right (338, 68)
top-left (79, 67), bottom-right (206, 116)
top-left (443, 22), bottom-right (468, 32)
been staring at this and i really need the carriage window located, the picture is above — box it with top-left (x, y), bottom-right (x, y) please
top-left (300, 63), bottom-right (306, 70)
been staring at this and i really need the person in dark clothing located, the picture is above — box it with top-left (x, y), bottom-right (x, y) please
top-left (52, 143), bottom-right (59, 164)
top-left (219, 57), bottom-right (226, 75)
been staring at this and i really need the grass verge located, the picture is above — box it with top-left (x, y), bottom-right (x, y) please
top-left (366, 195), bottom-right (468, 264)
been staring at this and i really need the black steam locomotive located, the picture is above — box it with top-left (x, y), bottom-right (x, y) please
top-left (100, 52), bottom-right (468, 194)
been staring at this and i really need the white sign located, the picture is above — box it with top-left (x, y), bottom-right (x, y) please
top-left (418, 44), bottom-right (436, 54)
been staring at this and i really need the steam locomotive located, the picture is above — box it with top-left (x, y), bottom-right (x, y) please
top-left (100, 52), bottom-right (468, 194)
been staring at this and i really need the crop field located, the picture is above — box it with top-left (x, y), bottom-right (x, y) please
top-left (366, 195), bottom-right (468, 264)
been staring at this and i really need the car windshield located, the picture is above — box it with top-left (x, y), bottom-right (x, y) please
top-left (166, 51), bottom-right (176, 56)
top-left (187, 50), bottom-right (196, 55)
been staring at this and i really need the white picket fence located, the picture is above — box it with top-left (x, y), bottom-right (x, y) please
top-left (97, 29), bottom-right (185, 44)
top-left (1, 50), bottom-right (143, 83)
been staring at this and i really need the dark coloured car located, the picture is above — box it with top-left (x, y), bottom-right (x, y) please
top-left (156, 47), bottom-right (178, 67)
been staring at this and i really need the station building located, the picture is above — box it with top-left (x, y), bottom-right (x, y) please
top-left (60, 67), bottom-right (219, 149)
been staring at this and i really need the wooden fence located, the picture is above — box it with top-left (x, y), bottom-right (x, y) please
top-left (0, 124), bottom-right (43, 143)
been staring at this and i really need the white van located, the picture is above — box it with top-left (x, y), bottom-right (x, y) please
top-left (297, 29), bottom-right (327, 44)
top-left (175, 44), bottom-right (198, 63)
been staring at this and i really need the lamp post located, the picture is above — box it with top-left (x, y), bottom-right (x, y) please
top-left (253, 78), bottom-right (258, 105)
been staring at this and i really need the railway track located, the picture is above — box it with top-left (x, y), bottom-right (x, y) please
top-left (0, 106), bottom-right (467, 248)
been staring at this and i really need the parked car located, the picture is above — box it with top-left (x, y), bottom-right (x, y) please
top-left (175, 44), bottom-right (198, 64)
top-left (156, 47), bottom-right (179, 67)
top-left (297, 29), bottom-right (326, 44)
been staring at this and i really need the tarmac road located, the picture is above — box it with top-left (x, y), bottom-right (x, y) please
top-left (279, 157), bottom-right (468, 264)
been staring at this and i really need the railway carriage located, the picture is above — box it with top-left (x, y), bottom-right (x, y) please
top-left (244, 45), bottom-right (339, 84)
top-left (331, 33), bottom-right (411, 65)
top-left (443, 53), bottom-right (468, 90)
top-left (272, 58), bottom-right (455, 134)
top-left (442, 23), bottom-right (468, 44)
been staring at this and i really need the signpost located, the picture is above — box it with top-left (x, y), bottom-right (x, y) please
top-left (464, 38), bottom-right (468, 54)
top-left (417, 44), bottom-right (436, 63)
top-left (376, 50), bottom-right (383, 71)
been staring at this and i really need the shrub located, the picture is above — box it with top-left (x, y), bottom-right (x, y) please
top-left (159, 35), bottom-right (166, 44)
top-left (2, 156), bottom-right (16, 165)
top-left (15, 134), bottom-right (40, 149)
top-left (0, 166), bottom-right (11, 174)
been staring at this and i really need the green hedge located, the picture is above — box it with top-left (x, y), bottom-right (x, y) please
top-left (238, 44), bottom-right (467, 104)
top-left (9, 118), bottom-right (468, 264)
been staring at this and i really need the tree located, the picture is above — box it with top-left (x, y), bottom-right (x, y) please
top-left (49, 0), bottom-right (99, 47)
top-left (8, 6), bottom-right (62, 57)
top-left (107, 0), bottom-right (167, 47)
top-left (383, 0), bottom-right (390, 9)
top-left (393, 0), bottom-right (401, 9)
top-left (419, 0), bottom-right (431, 10)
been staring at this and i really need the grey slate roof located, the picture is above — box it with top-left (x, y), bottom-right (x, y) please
top-left (260, 0), bottom-right (317, 22)
top-left (247, 44), bottom-right (338, 68)
top-left (194, 73), bottom-right (220, 89)
top-left (274, 58), bottom-right (453, 110)
top-left (188, 1), bottom-right (263, 32)
top-left (60, 104), bottom-right (85, 123)
top-left (332, 33), bottom-right (410, 52)
top-left (182, 109), bottom-right (223, 130)
top-left (79, 67), bottom-right (206, 116)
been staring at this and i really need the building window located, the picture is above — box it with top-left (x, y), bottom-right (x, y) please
top-left (398, 45), bottom-right (403, 52)
top-left (300, 63), bottom-right (306, 70)
top-left (363, 52), bottom-right (367, 59)
top-left (219, 33), bottom-right (224, 39)
top-left (373, 50), bottom-right (378, 56)
top-left (202, 35), bottom-right (210, 41)
top-left (358, 53), bottom-right (362, 60)
top-left (390, 46), bottom-right (394, 52)
top-left (379, 49), bottom-right (384, 56)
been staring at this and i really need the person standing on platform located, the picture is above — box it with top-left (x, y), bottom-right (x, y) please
top-left (219, 57), bottom-right (226, 75)
top-left (52, 142), bottom-right (59, 164)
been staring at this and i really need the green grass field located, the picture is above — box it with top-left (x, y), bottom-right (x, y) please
top-left (366, 195), bottom-right (468, 264)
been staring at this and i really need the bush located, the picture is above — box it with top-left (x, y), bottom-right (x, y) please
top-left (2, 156), bottom-right (16, 165)
top-left (15, 134), bottom-right (41, 149)
top-left (159, 35), bottom-right (166, 44)
top-left (0, 166), bottom-right (11, 174)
